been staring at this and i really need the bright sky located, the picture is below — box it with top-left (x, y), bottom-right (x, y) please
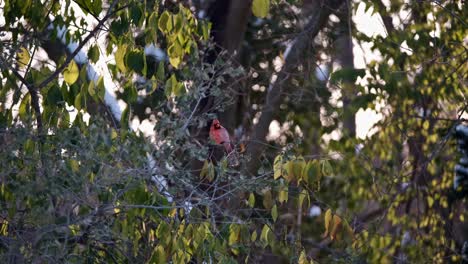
top-left (352, 2), bottom-right (387, 139)
top-left (269, 2), bottom-right (388, 141)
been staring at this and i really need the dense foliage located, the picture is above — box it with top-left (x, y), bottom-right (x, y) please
top-left (0, 0), bottom-right (466, 263)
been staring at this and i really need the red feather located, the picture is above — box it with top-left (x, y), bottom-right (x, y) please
top-left (209, 119), bottom-right (233, 153)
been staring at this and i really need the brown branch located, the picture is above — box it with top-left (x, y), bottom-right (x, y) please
top-left (35, 0), bottom-right (119, 91)
top-left (0, 60), bottom-right (43, 135)
top-left (245, 0), bottom-right (346, 174)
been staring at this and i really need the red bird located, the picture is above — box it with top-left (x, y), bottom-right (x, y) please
top-left (210, 119), bottom-right (233, 153)
top-left (209, 119), bottom-right (239, 166)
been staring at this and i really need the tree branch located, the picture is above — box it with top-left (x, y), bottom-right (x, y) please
top-left (245, 0), bottom-right (345, 174)
top-left (36, 0), bottom-right (119, 91)
top-left (0, 60), bottom-right (43, 135)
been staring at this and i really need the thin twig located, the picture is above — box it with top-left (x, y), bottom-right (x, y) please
top-left (35, 0), bottom-right (119, 91)
top-left (0, 60), bottom-right (43, 135)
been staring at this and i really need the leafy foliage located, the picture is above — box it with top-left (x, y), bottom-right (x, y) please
top-left (0, 0), bottom-right (466, 263)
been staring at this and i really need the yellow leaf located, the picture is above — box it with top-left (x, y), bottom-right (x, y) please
top-left (63, 60), bottom-right (79, 85)
top-left (252, 0), bottom-right (270, 18)
top-left (251, 230), bottom-right (257, 242)
top-left (115, 44), bottom-right (127, 72)
top-left (278, 184), bottom-right (288, 204)
top-left (17, 47), bottom-right (30, 67)
top-left (285, 157), bottom-right (306, 182)
top-left (284, 161), bottom-right (295, 182)
top-left (323, 209), bottom-right (332, 238)
top-left (229, 224), bottom-right (240, 246)
top-left (273, 154), bottom-right (283, 179)
top-left (330, 214), bottom-right (342, 240)
top-left (260, 224), bottom-right (271, 248)
top-left (427, 196), bottom-right (434, 208)
top-left (248, 192), bottom-right (255, 208)
top-left (298, 250), bottom-right (308, 264)
top-left (294, 157), bottom-right (306, 182)
top-left (169, 55), bottom-right (181, 68)
top-left (169, 206), bottom-right (177, 218)
top-left (422, 120), bottom-right (429, 130)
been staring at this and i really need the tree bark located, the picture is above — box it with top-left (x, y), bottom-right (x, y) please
top-left (336, 2), bottom-right (356, 137)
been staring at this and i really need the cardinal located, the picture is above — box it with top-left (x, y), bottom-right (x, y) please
top-left (209, 119), bottom-right (239, 166)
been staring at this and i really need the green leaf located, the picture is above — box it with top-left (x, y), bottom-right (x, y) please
top-left (271, 204), bottom-right (278, 222)
top-left (252, 0), bottom-right (270, 18)
top-left (68, 159), bottom-right (80, 173)
top-left (228, 224), bottom-right (240, 246)
top-left (130, 4), bottom-right (143, 26)
top-left (63, 60), bottom-right (79, 85)
top-left (125, 49), bottom-right (145, 74)
top-left (302, 160), bottom-right (321, 190)
top-left (46, 84), bottom-right (63, 105)
top-left (173, 81), bottom-right (185, 97)
top-left (248, 193), bottom-right (255, 208)
top-left (74, 92), bottom-right (82, 110)
top-left (151, 245), bottom-right (166, 264)
top-left (329, 68), bottom-right (366, 84)
top-left (200, 160), bottom-right (215, 182)
top-left (96, 76), bottom-right (105, 100)
top-left (122, 82), bottom-right (138, 103)
top-left (158, 11), bottom-right (172, 33)
top-left (298, 189), bottom-right (309, 209)
top-left (260, 224), bottom-right (272, 248)
top-left (168, 42), bottom-right (183, 68)
top-left (115, 44), bottom-right (127, 72)
top-left (148, 13), bottom-right (159, 43)
top-left (201, 22), bottom-right (211, 41)
top-left (87, 45), bottom-right (100, 63)
top-left (156, 61), bottom-right (165, 81)
top-left (91, 0), bottom-right (102, 14)
top-left (251, 230), bottom-right (257, 242)
top-left (24, 138), bottom-right (35, 155)
top-left (321, 160), bottom-right (333, 177)
top-left (88, 79), bottom-right (96, 97)
top-left (165, 74), bottom-right (184, 97)
top-left (17, 47), bottom-right (30, 68)
top-left (19, 93), bottom-right (31, 121)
